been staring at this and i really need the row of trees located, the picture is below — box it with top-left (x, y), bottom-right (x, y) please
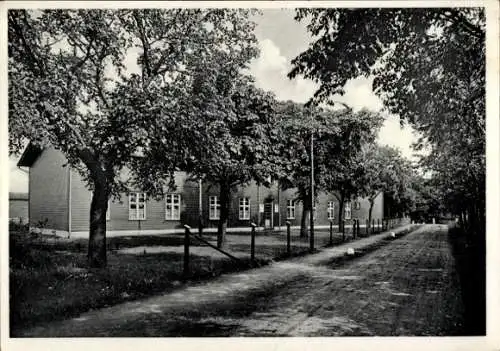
top-left (289, 7), bottom-right (485, 238)
top-left (9, 9), bottom-right (418, 268)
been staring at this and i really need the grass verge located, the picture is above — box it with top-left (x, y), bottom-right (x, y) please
top-left (9, 224), bottom-right (409, 334)
top-left (9, 231), bottom-right (269, 334)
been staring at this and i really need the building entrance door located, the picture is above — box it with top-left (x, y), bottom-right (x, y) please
top-left (263, 201), bottom-right (274, 229)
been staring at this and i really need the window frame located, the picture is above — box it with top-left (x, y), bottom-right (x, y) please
top-left (328, 201), bottom-right (335, 220)
top-left (239, 197), bottom-right (250, 220)
top-left (344, 201), bottom-right (352, 220)
top-left (129, 192), bottom-right (147, 221)
top-left (165, 193), bottom-right (181, 221)
top-left (286, 199), bottom-right (295, 219)
top-left (209, 195), bottom-right (221, 220)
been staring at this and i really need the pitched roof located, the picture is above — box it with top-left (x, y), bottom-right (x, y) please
top-left (17, 143), bottom-right (43, 167)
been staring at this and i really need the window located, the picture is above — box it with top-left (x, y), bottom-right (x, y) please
top-left (239, 197), bottom-right (250, 220)
top-left (286, 200), bottom-right (295, 219)
top-left (129, 192), bottom-right (146, 220)
top-left (354, 201), bottom-right (361, 210)
top-left (328, 201), bottom-right (335, 220)
top-left (344, 202), bottom-right (352, 220)
top-left (209, 196), bottom-right (220, 220)
top-left (165, 194), bottom-right (181, 220)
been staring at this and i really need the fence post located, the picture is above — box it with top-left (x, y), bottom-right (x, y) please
top-left (356, 219), bottom-right (360, 237)
top-left (329, 220), bottom-right (333, 246)
top-left (183, 225), bottom-right (191, 278)
top-left (372, 219), bottom-right (375, 234)
top-left (377, 218), bottom-right (380, 232)
top-left (250, 222), bottom-right (256, 261)
top-left (352, 219), bottom-right (356, 239)
top-left (286, 221), bottom-right (291, 255)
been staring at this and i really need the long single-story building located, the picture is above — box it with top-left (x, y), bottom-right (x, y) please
top-left (17, 145), bottom-right (384, 238)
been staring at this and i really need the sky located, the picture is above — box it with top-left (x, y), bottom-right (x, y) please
top-left (8, 8), bottom-right (420, 194)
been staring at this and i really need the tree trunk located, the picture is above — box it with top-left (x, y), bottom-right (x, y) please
top-left (467, 204), bottom-right (476, 237)
top-left (300, 204), bottom-right (310, 238)
top-left (217, 181), bottom-right (231, 248)
top-left (337, 194), bottom-right (345, 234)
top-left (368, 199), bottom-right (375, 234)
top-left (458, 210), bottom-right (465, 228)
top-left (461, 210), bottom-right (467, 229)
top-left (309, 188), bottom-right (315, 249)
top-left (88, 176), bottom-right (109, 268)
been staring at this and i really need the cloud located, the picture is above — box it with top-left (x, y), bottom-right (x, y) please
top-left (249, 38), bottom-right (318, 103)
top-left (334, 76), bottom-right (385, 112)
top-left (378, 115), bottom-right (420, 161)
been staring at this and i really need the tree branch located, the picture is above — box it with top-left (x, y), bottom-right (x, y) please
top-left (71, 37), bottom-right (95, 73)
top-left (64, 119), bottom-right (88, 149)
top-left (132, 10), bottom-right (151, 84)
top-left (440, 10), bottom-right (484, 40)
top-left (9, 11), bottom-right (45, 77)
top-left (94, 47), bottom-right (111, 111)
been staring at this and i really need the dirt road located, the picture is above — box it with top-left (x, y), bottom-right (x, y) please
top-left (17, 224), bottom-right (465, 337)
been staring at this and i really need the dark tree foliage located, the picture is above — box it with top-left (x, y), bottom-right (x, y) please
top-left (276, 102), bottom-right (383, 236)
top-left (289, 8), bottom-right (485, 236)
top-left (9, 8), bottom-right (261, 266)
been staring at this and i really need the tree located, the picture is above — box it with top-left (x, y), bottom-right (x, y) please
top-left (320, 113), bottom-right (383, 232)
top-left (277, 102), bottom-right (383, 237)
top-left (406, 174), bottom-right (445, 223)
top-left (186, 76), bottom-right (278, 248)
top-left (289, 8), bottom-right (485, 236)
top-left (8, 9), bottom-right (260, 267)
top-left (276, 101), bottom-right (325, 238)
top-left (358, 144), bottom-right (413, 231)
top-left (133, 20), bottom-right (280, 248)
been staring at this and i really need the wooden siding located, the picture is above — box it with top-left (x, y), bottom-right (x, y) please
top-left (70, 171), bottom-right (200, 232)
top-left (26, 148), bottom-right (385, 234)
top-left (29, 148), bottom-right (69, 231)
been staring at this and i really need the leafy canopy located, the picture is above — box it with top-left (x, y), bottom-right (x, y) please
top-left (289, 8), bottom-right (485, 219)
top-left (276, 101), bottom-right (384, 203)
top-left (9, 9), bottom-right (260, 195)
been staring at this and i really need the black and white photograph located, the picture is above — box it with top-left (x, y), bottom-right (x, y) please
top-left (1, 0), bottom-right (499, 349)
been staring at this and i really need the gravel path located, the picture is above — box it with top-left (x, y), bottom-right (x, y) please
top-left (16, 224), bottom-right (465, 337)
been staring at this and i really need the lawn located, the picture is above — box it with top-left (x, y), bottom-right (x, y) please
top-left (9, 225), bottom-right (387, 334)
